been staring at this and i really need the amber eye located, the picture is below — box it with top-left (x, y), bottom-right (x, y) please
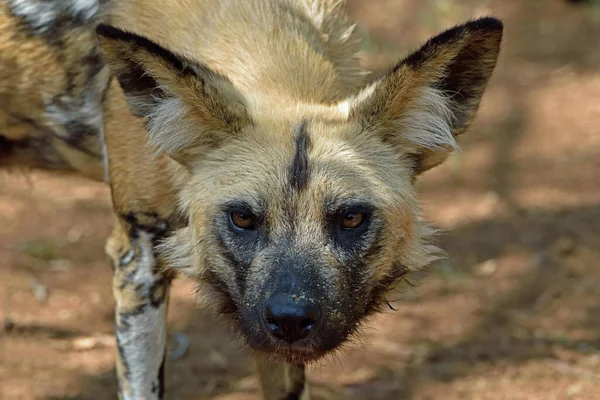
top-left (341, 212), bottom-right (364, 229)
top-left (230, 212), bottom-right (256, 230)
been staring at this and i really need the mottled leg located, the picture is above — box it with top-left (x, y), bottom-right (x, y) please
top-left (255, 355), bottom-right (309, 400)
top-left (100, 78), bottom-right (184, 398)
top-left (106, 220), bottom-right (171, 400)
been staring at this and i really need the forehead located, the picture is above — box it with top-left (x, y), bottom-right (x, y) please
top-left (187, 116), bottom-right (412, 213)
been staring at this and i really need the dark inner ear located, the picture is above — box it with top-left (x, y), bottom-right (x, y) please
top-left (402, 17), bottom-right (503, 134)
top-left (348, 17), bottom-right (503, 176)
top-left (96, 23), bottom-right (251, 165)
top-left (112, 58), bottom-right (163, 118)
top-left (96, 24), bottom-right (195, 118)
top-left (436, 23), bottom-right (503, 132)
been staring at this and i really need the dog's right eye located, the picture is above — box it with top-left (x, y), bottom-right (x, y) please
top-left (230, 212), bottom-right (257, 230)
top-left (341, 212), bottom-right (364, 229)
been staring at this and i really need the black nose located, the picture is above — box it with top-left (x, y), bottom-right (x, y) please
top-left (264, 293), bottom-right (322, 343)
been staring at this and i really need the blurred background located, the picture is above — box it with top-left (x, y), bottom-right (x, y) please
top-left (1, 0), bottom-right (599, 399)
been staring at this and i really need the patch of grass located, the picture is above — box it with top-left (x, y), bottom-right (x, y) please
top-left (437, 259), bottom-right (468, 280)
top-left (540, 332), bottom-right (600, 354)
top-left (14, 240), bottom-right (62, 261)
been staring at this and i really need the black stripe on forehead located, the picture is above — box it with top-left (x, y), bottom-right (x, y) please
top-left (288, 120), bottom-right (311, 192)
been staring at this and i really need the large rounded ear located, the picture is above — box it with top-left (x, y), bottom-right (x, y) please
top-left (345, 17), bottom-right (503, 174)
top-left (96, 24), bottom-right (251, 165)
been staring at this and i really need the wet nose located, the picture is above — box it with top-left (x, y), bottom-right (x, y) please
top-left (263, 293), bottom-right (322, 343)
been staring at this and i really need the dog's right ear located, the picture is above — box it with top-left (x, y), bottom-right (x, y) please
top-left (344, 17), bottom-right (503, 174)
top-left (96, 24), bottom-right (251, 165)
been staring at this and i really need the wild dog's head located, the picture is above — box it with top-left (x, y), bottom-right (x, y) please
top-left (97, 18), bottom-right (502, 364)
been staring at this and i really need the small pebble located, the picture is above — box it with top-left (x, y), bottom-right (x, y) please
top-left (552, 236), bottom-right (576, 256)
top-left (3, 318), bottom-right (15, 332)
top-left (474, 259), bottom-right (498, 277)
top-left (49, 259), bottom-right (73, 271)
top-left (567, 383), bottom-right (583, 397)
top-left (29, 277), bottom-right (48, 303)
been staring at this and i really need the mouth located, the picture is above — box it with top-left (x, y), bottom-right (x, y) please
top-left (255, 343), bottom-right (328, 364)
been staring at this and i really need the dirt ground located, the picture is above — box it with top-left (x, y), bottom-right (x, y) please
top-left (1, 1), bottom-right (600, 399)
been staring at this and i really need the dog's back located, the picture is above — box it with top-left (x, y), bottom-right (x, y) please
top-left (0, 0), bottom-right (110, 179)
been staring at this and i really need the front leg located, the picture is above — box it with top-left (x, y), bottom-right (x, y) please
top-left (255, 354), bottom-right (309, 400)
top-left (100, 78), bottom-right (185, 398)
top-left (106, 218), bottom-right (171, 400)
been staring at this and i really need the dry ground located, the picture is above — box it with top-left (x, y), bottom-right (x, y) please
top-left (1, 0), bottom-right (599, 399)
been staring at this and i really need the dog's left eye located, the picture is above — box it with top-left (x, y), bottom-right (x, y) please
top-left (341, 212), bottom-right (364, 229)
top-left (230, 212), bottom-right (257, 230)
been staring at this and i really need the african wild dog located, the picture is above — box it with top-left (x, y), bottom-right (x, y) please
top-left (0, 0), bottom-right (502, 398)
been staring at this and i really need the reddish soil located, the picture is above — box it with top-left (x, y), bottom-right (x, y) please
top-left (1, 1), bottom-right (599, 399)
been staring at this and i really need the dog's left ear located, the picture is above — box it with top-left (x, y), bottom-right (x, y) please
top-left (345, 17), bottom-right (503, 174)
top-left (96, 24), bottom-right (251, 166)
